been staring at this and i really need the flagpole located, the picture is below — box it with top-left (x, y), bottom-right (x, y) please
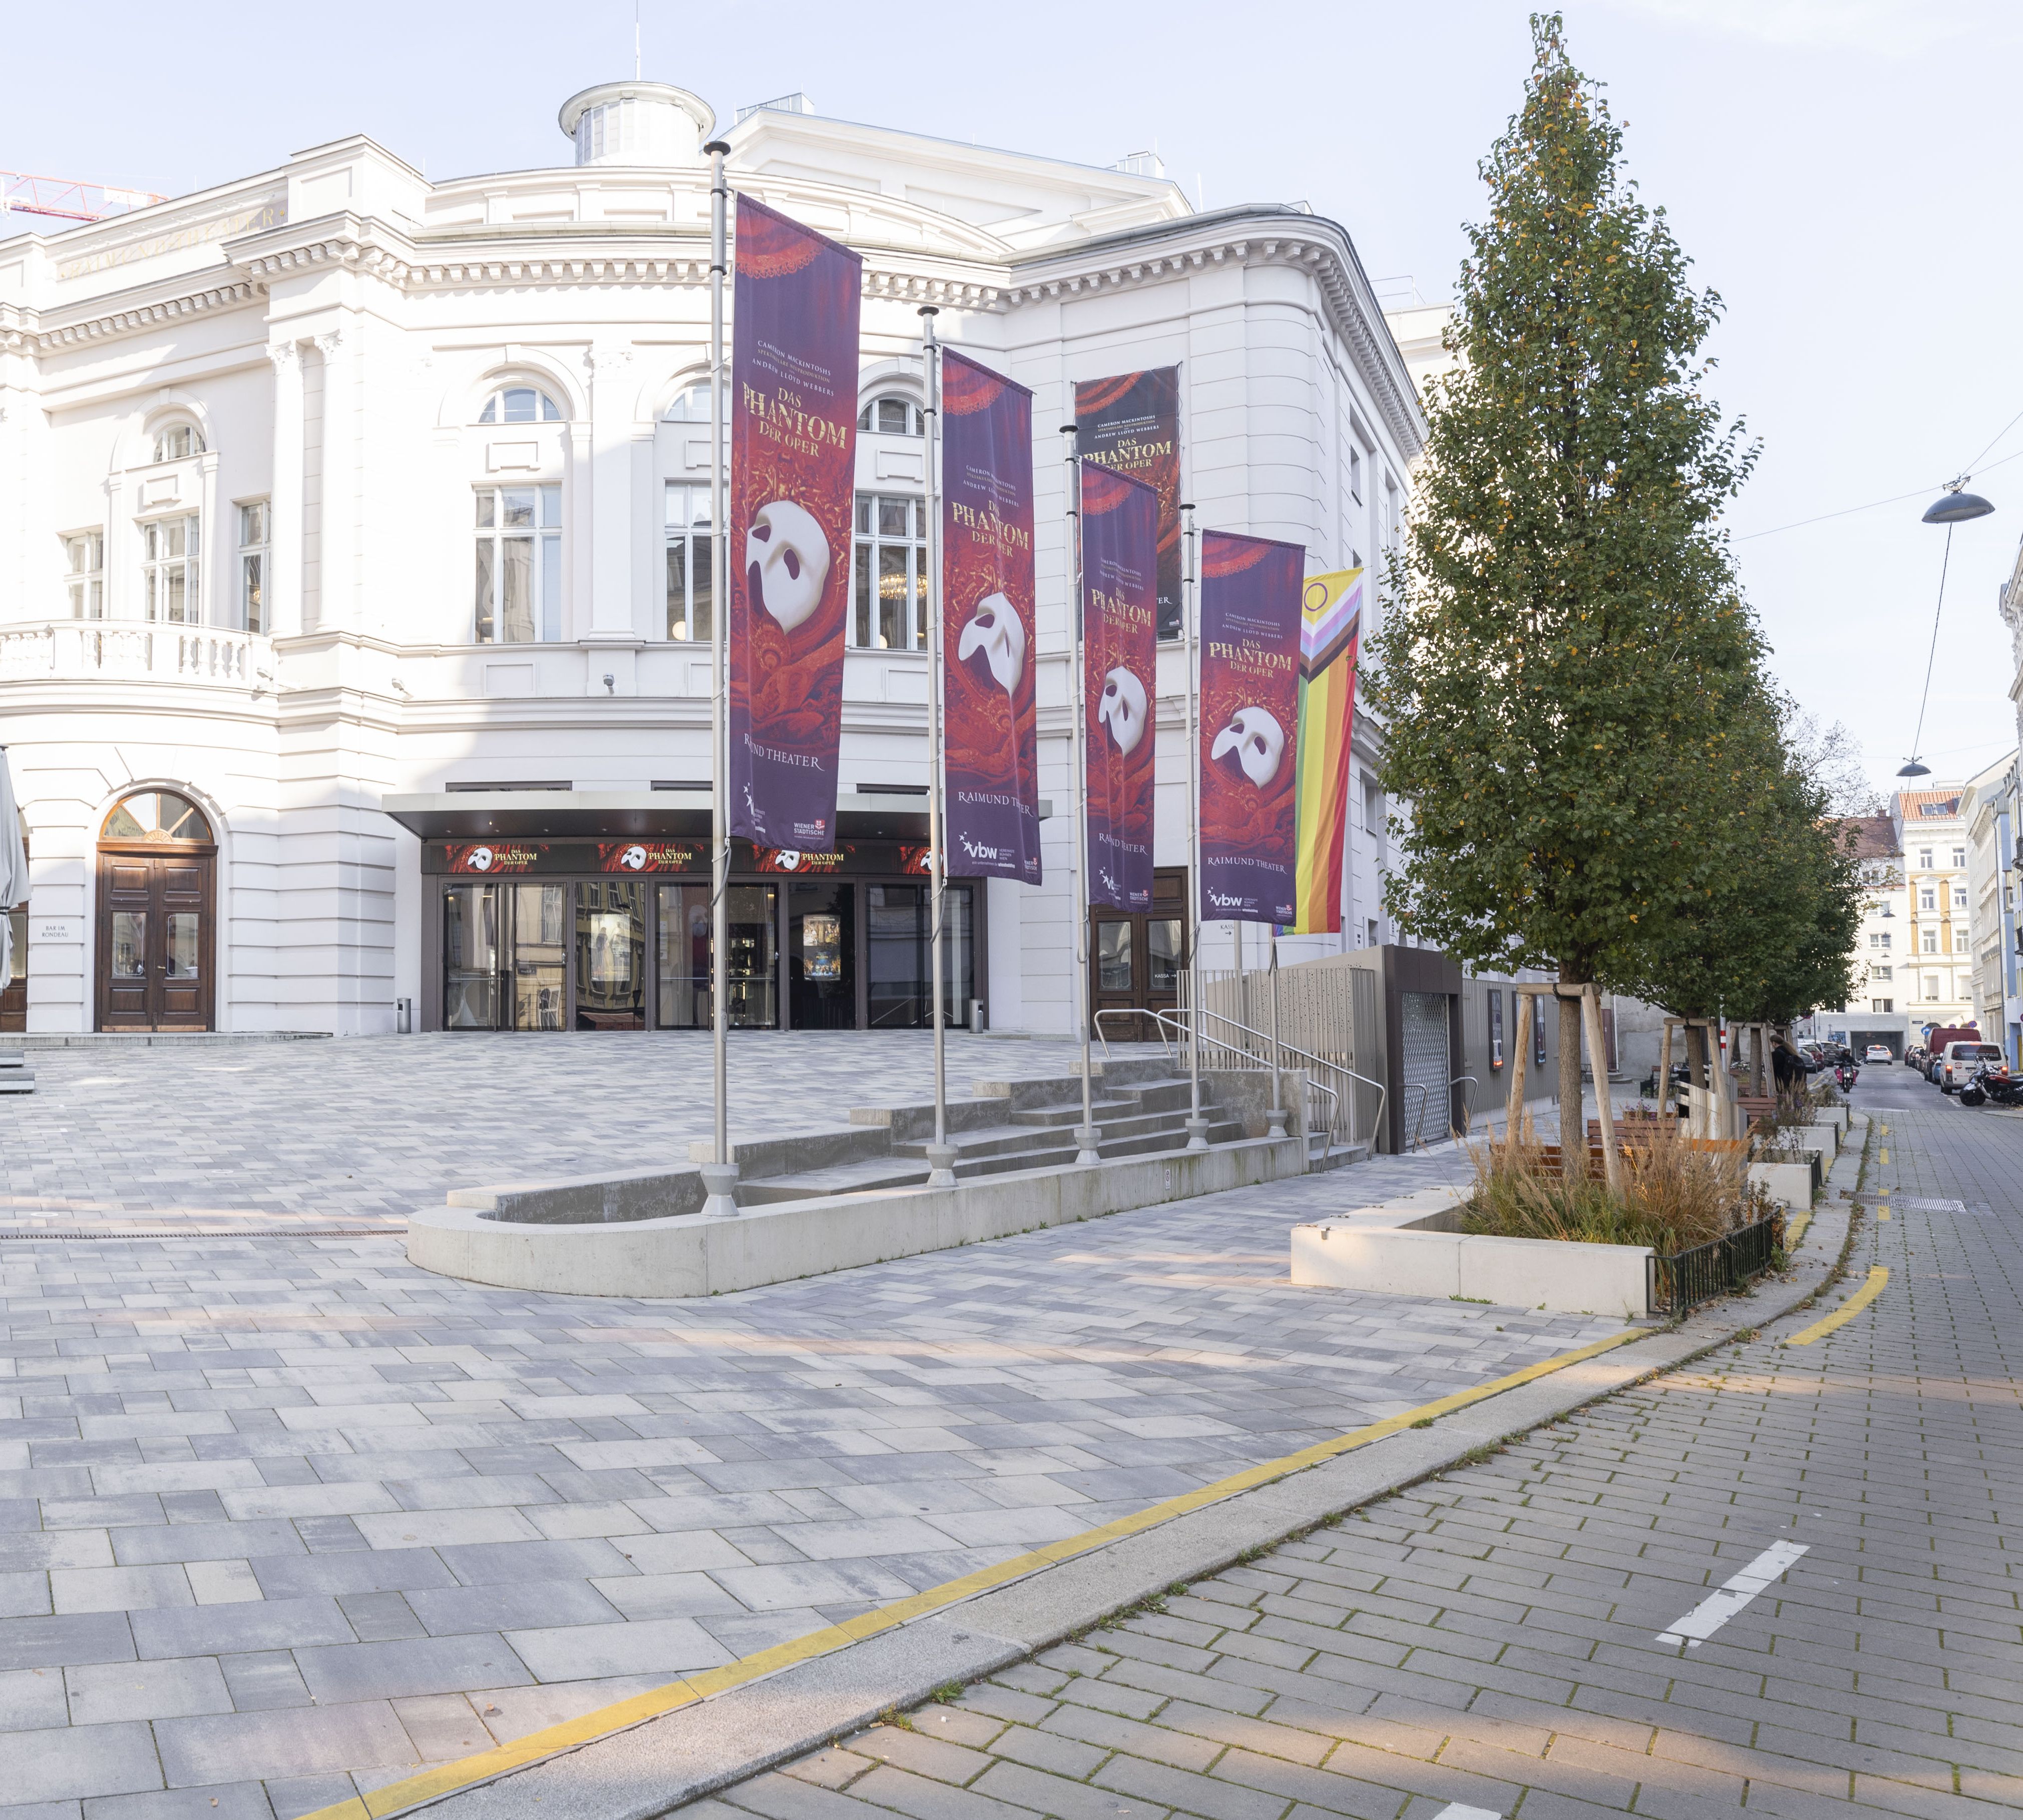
top-left (1268, 928), bottom-right (1287, 1137)
top-left (1062, 427), bottom-right (1100, 1167)
top-left (701, 138), bottom-right (738, 1220)
top-left (920, 308), bottom-right (956, 1188)
top-left (1182, 504), bottom-right (1208, 1150)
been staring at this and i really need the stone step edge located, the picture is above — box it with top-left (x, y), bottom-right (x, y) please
top-left (402, 1137), bottom-right (1869, 1820)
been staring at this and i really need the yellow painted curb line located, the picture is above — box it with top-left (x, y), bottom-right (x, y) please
top-left (300, 1325), bottom-right (1645, 1820)
top-left (1784, 1266), bottom-right (1888, 1347)
top-left (1785, 1210), bottom-right (1812, 1248)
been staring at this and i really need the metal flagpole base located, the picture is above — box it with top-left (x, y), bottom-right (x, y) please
top-left (700, 1163), bottom-right (740, 1219)
top-left (1183, 1117), bottom-right (1211, 1152)
top-left (1074, 1126), bottom-right (1102, 1167)
top-left (923, 1143), bottom-right (959, 1190)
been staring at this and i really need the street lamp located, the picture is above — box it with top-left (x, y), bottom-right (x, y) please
top-left (1899, 482), bottom-right (1995, 778)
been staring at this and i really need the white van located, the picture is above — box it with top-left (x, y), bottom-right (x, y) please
top-left (1940, 1041), bottom-right (2006, 1092)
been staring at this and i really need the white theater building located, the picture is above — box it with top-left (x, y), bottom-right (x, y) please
top-left (0, 81), bottom-right (1423, 1037)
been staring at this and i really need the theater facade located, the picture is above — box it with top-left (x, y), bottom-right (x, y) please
top-left (0, 81), bottom-right (1423, 1035)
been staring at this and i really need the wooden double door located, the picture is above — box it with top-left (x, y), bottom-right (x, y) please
top-left (1088, 867), bottom-right (1189, 1042)
top-left (96, 848), bottom-right (216, 1030)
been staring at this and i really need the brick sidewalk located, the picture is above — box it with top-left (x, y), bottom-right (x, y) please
top-left (708, 1098), bottom-right (2022, 1820)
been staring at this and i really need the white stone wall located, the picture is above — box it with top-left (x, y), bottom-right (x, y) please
top-left (0, 104), bottom-right (1421, 1035)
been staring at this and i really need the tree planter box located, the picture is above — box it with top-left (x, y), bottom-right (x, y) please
top-left (1748, 1155), bottom-right (1820, 1210)
top-left (1790, 1122), bottom-right (1839, 1157)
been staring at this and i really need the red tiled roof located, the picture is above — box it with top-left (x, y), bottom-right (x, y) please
top-left (1897, 788), bottom-right (1963, 819)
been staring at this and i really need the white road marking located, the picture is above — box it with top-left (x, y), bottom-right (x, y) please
top-left (1432, 1807), bottom-right (1503, 1820)
top-left (1656, 1540), bottom-right (1809, 1648)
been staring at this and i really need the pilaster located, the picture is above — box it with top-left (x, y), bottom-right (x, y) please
top-left (266, 342), bottom-right (305, 638)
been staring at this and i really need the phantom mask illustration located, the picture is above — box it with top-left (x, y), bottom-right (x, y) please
top-left (745, 501), bottom-right (832, 632)
top-left (1210, 705), bottom-right (1286, 787)
top-left (956, 593), bottom-right (1026, 694)
top-left (1097, 667), bottom-right (1148, 756)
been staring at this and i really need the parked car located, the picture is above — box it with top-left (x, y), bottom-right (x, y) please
top-left (1904, 1045), bottom-right (1927, 1069)
top-left (1939, 1041), bottom-right (2007, 1093)
top-left (1864, 1044), bottom-right (1894, 1063)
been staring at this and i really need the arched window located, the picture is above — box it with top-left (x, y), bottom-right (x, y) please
top-left (858, 395), bottom-right (922, 437)
top-left (478, 385), bottom-right (564, 425)
top-left (152, 423), bottom-right (205, 463)
top-left (102, 791), bottom-right (212, 843)
top-left (664, 382), bottom-right (712, 423)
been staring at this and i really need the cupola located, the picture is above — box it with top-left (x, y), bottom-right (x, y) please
top-left (558, 82), bottom-right (716, 167)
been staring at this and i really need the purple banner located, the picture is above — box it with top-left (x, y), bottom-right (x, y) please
top-left (1081, 465), bottom-right (1158, 912)
top-left (941, 350), bottom-right (1041, 883)
top-left (1075, 368), bottom-right (1180, 639)
top-left (1198, 530), bottom-right (1305, 923)
top-left (728, 194), bottom-right (862, 849)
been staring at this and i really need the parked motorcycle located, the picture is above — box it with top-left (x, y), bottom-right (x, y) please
top-left (1959, 1064), bottom-right (2023, 1109)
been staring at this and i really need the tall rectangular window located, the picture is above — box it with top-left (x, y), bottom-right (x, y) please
top-left (1952, 846), bottom-right (1966, 868)
top-left (664, 483), bottom-right (713, 642)
top-left (475, 485), bottom-right (562, 643)
top-left (851, 492), bottom-right (926, 650)
top-left (238, 502), bottom-right (269, 633)
top-left (65, 532), bottom-right (104, 619)
top-left (140, 515), bottom-right (200, 623)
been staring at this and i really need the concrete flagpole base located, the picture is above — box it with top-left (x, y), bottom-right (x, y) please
top-left (1183, 1117), bottom-right (1211, 1152)
top-left (1073, 1126), bottom-right (1102, 1167)
top-left (923, 1143), bottom-right (959, 1189)
top-left (1266, 1107), bottom-right (1289, 1139)
top-left (699, 1163), bottom-right (740, 1219)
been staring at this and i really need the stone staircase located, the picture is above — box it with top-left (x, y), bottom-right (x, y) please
top-left (709, 1063), bottom-right (1247, 1211)
top-left (0, 1052), bottom-right (32, 1095)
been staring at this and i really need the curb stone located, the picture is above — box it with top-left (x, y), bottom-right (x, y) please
top-left (411, 1119), bottom-right (1870, 1820)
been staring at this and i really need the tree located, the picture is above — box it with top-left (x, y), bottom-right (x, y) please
top-left (1368, 14), bottom-right (1763, 1174)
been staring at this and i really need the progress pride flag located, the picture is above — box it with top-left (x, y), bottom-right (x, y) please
top-left (1080, 465), bottom-right (1158, 912)
top-left (1198, 531), bottom-right (1305, 924)
top-left (940, 351), bottom-right (1041, 883)
top-left (728, 195), bottom-right (862, 849)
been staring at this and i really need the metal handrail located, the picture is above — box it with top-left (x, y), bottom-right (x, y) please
top-left (1403, 1074), bottom-right (1481, 1151)
top-left (1130, 1002), bottom-right (1385, 1157)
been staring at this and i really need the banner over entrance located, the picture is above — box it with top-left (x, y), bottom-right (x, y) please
top-left (1074, 368), bottom-right (1180, 639)
top-left (1198, 531), bottom-right (1305, 925)
top-left (1080, 465), bottom-right (1158, 913)
top-left (941, 350), bottom-right (1041, 884)
top-left (1292, 567), bottom-right (1364, 934)
top-left (728, 194), bottom-right (862, 850)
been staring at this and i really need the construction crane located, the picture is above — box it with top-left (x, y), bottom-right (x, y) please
top-left (1, 170), bottom-right (163, 226)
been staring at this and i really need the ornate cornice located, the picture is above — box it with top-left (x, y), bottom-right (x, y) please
top-left (20, 277), bottom-right (265, 354)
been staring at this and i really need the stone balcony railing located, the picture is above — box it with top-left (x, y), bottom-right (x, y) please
top-left (0, 617), bottom-right (269, 688)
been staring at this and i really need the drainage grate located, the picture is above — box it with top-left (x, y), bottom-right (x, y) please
top-left (1903, 1198), bottom-right (1967, 1212)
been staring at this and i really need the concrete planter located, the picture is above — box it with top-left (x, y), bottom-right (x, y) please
top-left (1291, 1221), bottom-right (1651, 1319)
top-left (1790, 1122), bottom-right (1839, 1157)
top-left (1748, 1156), bottom-right (1820, 1210)
top-left (410, 1134), bottom-right (1305, 1297)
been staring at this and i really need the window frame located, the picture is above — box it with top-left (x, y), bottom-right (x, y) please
top-left (857, 394), bottom-right (923, 437)
top-left (473, 483), bottom-right (564, 645)
top-left (664, 481), bottom-right (715, 643)
top-left (851, 491), bottom-right (928, 651)
top-left (237, 501), bottom-right (270, 634)
top-left (64, 530), bottom-right (105, 620)
top-left (138, 511), bottom-right (202, 625)
top-left (149, 421), bottom-right (205, 465)
top-left (477, 385), bottom-right (564, 426)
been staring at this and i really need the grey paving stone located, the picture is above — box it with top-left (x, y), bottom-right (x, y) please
top-left (0, 1723), bottom-right (161, 1806)
top-left (295, 1634), bottom-right (533, 1703)
top-left (155, 1702), bottom-right (417, 1787)
top-left (130, 1599), bottom-right (352, 1660)
top-left (65, 1655), bottom-right (233, 1723)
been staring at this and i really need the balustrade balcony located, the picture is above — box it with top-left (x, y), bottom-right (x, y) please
top-left (0, 617), bottom-right (269, 688)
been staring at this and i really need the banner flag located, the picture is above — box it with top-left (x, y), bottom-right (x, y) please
top-left (1080, 465), bottom-right (1159, 912)
top-left (1292, 567), bottom-right (1364, 934)
top-left (1074, 368), bottom-right (1181, 639)
top-left (1198, 530), bottom-right (1305, 924)
top-left (940, 350), bottom-right (1041, 883)
top-left (728, 194), bottom-right (863, 850)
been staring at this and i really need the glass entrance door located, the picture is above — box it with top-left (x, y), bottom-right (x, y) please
top-left (576, 880), bottom-right (646, 1029)
top-left (789, 879), bottom-right (856, 1029)
top-left (97, 853), bottom-right (215, 1031)
top-left (656, 883), bottom-right (779, 1028)
top-left (510, 883), bottom-right (568, 1030)
top-left (1086, 867), bottom-right (1187, 1041)
top-left (443, 883), bottom-right (501, 1028)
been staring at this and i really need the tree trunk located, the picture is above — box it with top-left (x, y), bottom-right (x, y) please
top-left (1557, 987), bottom-right (1586, 1183)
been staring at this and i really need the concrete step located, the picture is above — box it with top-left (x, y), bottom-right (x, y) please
top-left (1008, 1096), bottom-right (1146, 1130)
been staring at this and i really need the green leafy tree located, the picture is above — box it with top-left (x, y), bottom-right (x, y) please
top-left (1368, 14), bottom-right (1766, 1169)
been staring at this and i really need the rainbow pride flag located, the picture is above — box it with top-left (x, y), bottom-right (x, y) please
top-left (1291, 568), bottom-right (1363, 934)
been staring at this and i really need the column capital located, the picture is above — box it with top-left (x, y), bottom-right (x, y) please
top-left (266, 341), bottom-right (300, 373)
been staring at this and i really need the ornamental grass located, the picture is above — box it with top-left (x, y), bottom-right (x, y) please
top-left (1462, 1125), bottom-right (1766, 1256)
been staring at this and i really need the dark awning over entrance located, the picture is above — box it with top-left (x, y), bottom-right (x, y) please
top-left (377, 789), bottom-right (1035, 845)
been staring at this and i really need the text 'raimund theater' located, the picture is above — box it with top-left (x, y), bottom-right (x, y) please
top-left (0, 79), bottom-right (1421, 1036)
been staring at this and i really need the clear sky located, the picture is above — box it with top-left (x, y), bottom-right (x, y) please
top-left (11, 0), bottom-right (2019, 797)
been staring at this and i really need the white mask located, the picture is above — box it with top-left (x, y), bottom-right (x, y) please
top-left (1097, 667), bottom-right (1148, 756)
top-left (1210, 704), bottom-right (1286, 787)
top-left (745, 500), bottom-right (832, 633)
top-left (956, 593), bottom-right (1026, 693)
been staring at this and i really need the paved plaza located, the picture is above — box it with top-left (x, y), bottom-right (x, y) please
top-left (730, 1078), bottom-right (2023, 1820)
top-left (0, 1033), bottom-right (1143, 1231)
top-left (0, 1034), bottom-right (1596, 1816)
